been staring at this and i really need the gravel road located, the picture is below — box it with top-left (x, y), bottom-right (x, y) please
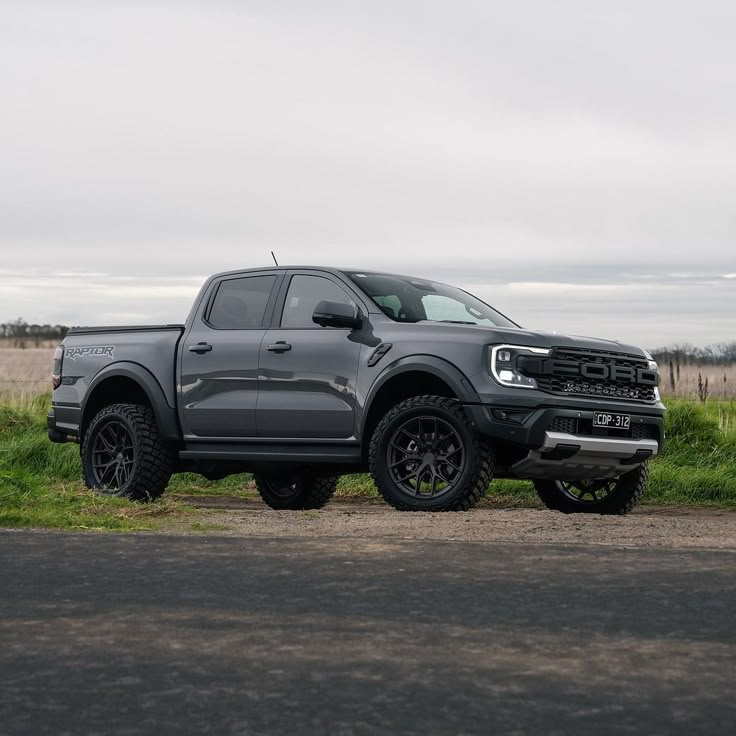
top-left (175, 496), bottom-right (736, 549)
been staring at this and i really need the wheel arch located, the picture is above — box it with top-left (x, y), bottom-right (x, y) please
top-left (360, 356), bottom-right (480, 459)
top-left (81, 363), bottom-right (180, 444)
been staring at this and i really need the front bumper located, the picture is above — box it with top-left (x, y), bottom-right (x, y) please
top-left (465, 401), bottom-right (665, 480)
top-left (509, 430), bottom-right (658, 480)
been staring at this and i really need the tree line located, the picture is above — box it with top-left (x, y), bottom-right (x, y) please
top-left (1, 317), bottom-right (734, 364)
top-left (651, 342), bottom-right (736, 365)
top-left (1, 319), bottom-right (69, 347)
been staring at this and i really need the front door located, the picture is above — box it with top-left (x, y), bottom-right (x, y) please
top-left (179, 273), bottom-right (280, 438)
top-left (257, 272), bottom-right (362, 439)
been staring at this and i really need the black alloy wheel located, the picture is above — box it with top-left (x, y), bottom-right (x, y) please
top-left (369, 395), bottom-right (494, 512)
top-left (533, 462), bottom-right (649, 515)
top-left (555, 479), bottom-right (618, 504)
top-left (81, 403), bottom-right (174, 501)
top-left (89, 419), bottom-right (135, 493)
top-left (386, 415), bottom-right (466, 499)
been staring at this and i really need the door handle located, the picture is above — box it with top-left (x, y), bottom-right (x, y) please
top-left (188, 342), bottom-right (213, 354)
top-left (266, 341), bottom-right (292, 352)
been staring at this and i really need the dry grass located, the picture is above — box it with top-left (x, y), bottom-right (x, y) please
top-left (0, 347), bottom-right (55, 401)
top-left (2, 343), bottom-right (735, 402)
top-left (0, 337), bottom-right (59, 349)
top-left (713, 402), bottom-right (736, 434)
top-left (659, 363), bottom-right (736, 400)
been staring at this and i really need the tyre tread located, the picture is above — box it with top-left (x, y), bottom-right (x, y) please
top-left (254, 473), bottom-right (338, 510)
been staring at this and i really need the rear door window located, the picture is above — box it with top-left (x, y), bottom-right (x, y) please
top-left (207, 275), bottom-right (277, 329)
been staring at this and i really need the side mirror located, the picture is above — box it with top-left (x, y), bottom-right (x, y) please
top-left (312, 300), bottom-right (362, 329)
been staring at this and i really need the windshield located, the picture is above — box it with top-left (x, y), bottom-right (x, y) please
top-left (344, 272), bottom-right (518, 327)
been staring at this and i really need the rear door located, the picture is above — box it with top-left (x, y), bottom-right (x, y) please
top-left (257, 271), bottom-right (363, 439)
top-left (179, 272), bottom-right (281, 438)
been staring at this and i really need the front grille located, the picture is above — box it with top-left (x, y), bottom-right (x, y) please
top-left (532, 347), bottom-right (658, 403)
top-left (547, 416), bottom-right (659, 440)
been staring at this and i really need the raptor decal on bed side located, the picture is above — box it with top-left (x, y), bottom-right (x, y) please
top-left (66, 345), bottom-right (115, 361)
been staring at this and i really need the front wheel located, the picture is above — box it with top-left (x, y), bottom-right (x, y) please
top-left (534, 462), bottom-right (649, 515)
top-left (254, 471), bottom-right (337, 510)
top-left (369, 395), bottom-right (494, 511)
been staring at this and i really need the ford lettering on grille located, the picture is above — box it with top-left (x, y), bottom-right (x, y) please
top-left (517, 349), bottom-right (658, 401)
top-left (541, 359), bottom-right (657, 385)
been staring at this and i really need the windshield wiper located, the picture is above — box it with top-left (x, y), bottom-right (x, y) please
top-left (428, 320), bottom-right (477, 325)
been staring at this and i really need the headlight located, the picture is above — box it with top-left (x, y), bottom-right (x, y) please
top-left (648, 360), bottom-right (661, 401)
top-left (490, 345), bottom-right (550, 389)
top-left (647, 361), bottom-right (660, 399)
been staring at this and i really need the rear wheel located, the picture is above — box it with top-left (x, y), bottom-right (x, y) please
top-left (81, 403), bottom-right (174, 501)
top-left (369, 395), bottom-right (494, 511)
top-left (533, 463), bottom-right (648, 515)
top-left (254, 471), bottom-right (337, 510)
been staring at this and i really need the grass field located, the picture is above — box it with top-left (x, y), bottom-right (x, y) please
top-left (1, 390), bottom-right (736, 530)
top-left (0, 347), bottom-right (55, 401)
top-left (0, 337), bottom-right (59, 350)
top-left (2, 345), bottom-right (736, 529)
top-left (3, 346), bottom-right (736, 402)
top-left (660, 362), bottom-right (736, 400)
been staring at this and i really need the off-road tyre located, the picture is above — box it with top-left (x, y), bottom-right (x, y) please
top-left (369, 395), bottom-right (494, 512)
top-left (81, 403), bottom-right (174, 502)
top-left (254, 471), bottom-right (338, 510)
top-left (533, 462), bottom-right (649, 515)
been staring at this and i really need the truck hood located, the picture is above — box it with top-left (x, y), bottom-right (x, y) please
top-left (411, 322), bottom-right (649, 358)
top-left (486, 326), bottom-right (647, 357)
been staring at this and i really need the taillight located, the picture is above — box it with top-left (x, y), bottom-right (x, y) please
top-left (52, 345), bottom-right (64, 390)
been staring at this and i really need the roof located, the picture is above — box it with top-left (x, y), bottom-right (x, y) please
top-left (207, 265), bottom-right (430, 282)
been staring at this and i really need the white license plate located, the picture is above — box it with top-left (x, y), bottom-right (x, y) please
top-left (593, 412), bottom-right (631, 429)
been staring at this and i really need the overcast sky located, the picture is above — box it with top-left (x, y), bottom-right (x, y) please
top-left (1, 0), bottom-right (734, 348)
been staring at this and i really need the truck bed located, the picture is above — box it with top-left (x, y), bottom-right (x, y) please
top-left (52, 324), bottom-right (186, 438)
top-left (67, 324), bottom-right (185, 335)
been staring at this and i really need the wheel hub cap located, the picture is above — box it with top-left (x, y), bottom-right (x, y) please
top-left (90, 420), bottom-right (135, 491)
top-left (557, 479), bottom-right (618, 503)
top-left (387, 415), bottom-right (466, 498)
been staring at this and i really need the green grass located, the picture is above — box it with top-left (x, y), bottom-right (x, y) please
top-left (699, 399), bottom-right (736, 434)
top-left (647, 400), bottom-right (736, 505)
top-left (1, 394), bottom-right (735, 530)
top-left (336, 400), bottom-right (736, 507)
top-left (168, 472), bottom-right (255, 497)
top-left (0, 394), bottom-right (191, 530)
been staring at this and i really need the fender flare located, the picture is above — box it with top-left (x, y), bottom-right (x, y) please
top-left (82, 362), bottom-right (181, 443)
top-left (360, 355), bottom-right (481, 437)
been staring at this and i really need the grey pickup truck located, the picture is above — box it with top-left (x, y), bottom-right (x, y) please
top-left (48, 266), bottom-right (665, 513)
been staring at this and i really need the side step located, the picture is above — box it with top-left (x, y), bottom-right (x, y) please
top-left (179, 442), bottom-right (361, 464)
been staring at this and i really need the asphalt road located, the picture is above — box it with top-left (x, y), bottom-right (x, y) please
top-left (1, 530), bottom-right (735, 735)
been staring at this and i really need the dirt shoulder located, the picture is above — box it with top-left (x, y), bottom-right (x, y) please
top-left (170, 496), bottom-right (736, 550)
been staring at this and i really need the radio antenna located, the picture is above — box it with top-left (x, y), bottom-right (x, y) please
top-left (271, 251), bottom-right (279, 266)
